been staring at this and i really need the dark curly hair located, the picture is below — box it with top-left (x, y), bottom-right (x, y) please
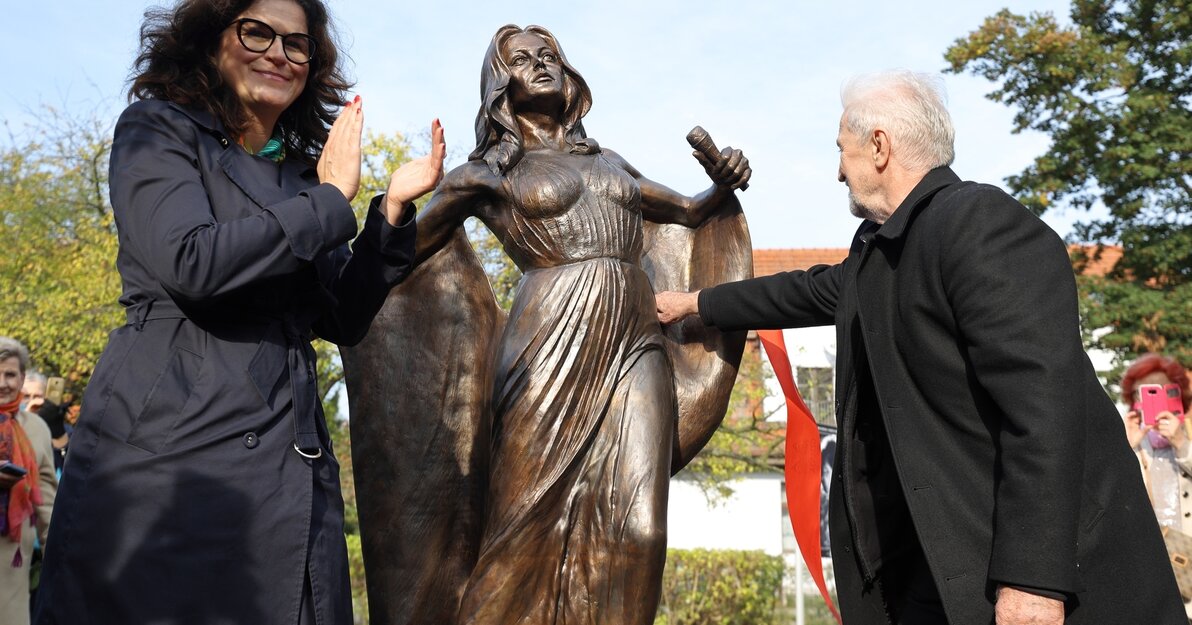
top-left (129, 0), bottom-right (351, 165)
top-left (1121, 353), bottom-right (1191, 412)
top-left (470, 24), bottom-right (595, 174)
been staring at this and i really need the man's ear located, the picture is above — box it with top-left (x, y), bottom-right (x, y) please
top-left (871, 129), bottom-right (891, 170)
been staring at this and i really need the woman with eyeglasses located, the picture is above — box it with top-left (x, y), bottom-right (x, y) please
top-left (32, 1), bottom-right (444, 623)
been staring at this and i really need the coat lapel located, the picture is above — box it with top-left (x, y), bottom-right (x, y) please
top-left (227, 143), bottom-right (321, 211)
top-left (165, 101), bottom-right (318, 211)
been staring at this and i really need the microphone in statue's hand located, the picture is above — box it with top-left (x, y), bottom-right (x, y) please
top-left (686, 125), bottom-right (749, 191)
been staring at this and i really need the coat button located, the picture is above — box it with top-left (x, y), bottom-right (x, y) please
top-left (219, 137), bottom-right (229, 147)
top-left (243, 432), bottom-right (259, 449)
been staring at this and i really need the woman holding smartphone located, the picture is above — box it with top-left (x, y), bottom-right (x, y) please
top-left (1121, 353), bottom-right (1192, 619)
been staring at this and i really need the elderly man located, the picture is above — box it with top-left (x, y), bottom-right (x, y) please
top-left (0, 338), bottom-right (58, 625)
top-left (21, 372), bottom-right (47, 415)
top-left (656, 71), bottom-right (1183, 625)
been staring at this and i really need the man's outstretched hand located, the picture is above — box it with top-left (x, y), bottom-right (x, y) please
top-left (655, 290), bottom-right (701, 325)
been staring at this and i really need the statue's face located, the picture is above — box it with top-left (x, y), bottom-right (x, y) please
top-left (502, 32), bottom-right (564, 108)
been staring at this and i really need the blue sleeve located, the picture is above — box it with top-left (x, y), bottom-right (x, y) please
top-left (314, 195), bottom-right (418, 346)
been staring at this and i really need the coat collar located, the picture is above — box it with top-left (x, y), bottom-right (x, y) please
top-left (873, 166), bottom-right (961, 242)
top-left (166, 101), bottom-right (220, 134)
top-left (164, 101), bottom-right (318, 207)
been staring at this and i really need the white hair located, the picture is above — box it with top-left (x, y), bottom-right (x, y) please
top-left (24, 370), bottom-right (47, 387)
top-left (0, 336), bottom-right (30, 374)
top-left (840, 70), bottom-right (955, 173)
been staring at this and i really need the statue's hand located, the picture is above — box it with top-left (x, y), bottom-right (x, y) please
top-left (693, 146), bottom-right (751, 191)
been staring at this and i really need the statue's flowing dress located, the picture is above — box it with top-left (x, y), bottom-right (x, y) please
top-left (456, 151), bottom-right (675, 624)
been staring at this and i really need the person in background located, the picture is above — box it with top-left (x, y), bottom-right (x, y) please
top-left (19, 373), bottom-right (46, 416)
top-left (0, 338), bottom-right (57, 625)
top-left (20, 374), bottom-right (67, 472)
top-left (1121, 353), bottom-right (1192, 619)
top-left (32, 0), bottom-right (444, 623)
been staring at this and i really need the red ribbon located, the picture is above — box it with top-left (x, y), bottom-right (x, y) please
top-left (756, 329), bottom-right (840, 623)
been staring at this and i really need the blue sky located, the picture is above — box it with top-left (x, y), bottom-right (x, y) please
top-left (2, 0), bottom-right (1078, 249)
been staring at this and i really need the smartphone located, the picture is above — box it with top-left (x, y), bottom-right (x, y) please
top-left (0, 461), bottom-right (28, 478)
top-left (1140, 383), bottom-right (1184, 426)
top-left (46, 376), bottom-right (65, 405)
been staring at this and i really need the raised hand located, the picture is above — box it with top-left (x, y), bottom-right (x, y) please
top-left (1124, 410), bottom-right (1147, 450)
top-left (318, 96), bottom-right (364, 202)
top-left (1155, 411), bottom-right (1187, 448)
top-left (384, 119), bottom-right (447, 225)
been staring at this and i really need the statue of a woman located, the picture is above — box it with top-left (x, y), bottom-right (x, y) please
top-left (343, 24), bottom-right (752, 625)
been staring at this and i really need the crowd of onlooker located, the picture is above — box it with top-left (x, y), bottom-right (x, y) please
top-left (0, 336), bottom-right (73, 625)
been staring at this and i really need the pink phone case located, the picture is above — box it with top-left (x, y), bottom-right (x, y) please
top-left (1140, 384), bottom-right (1174, 426)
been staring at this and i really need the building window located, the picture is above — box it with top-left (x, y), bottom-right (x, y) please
top-left (796, 367), bottom-right (835, 426)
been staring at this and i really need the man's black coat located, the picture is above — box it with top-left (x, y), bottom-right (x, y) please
top-left (700, 167), bottom-right (1184, 624)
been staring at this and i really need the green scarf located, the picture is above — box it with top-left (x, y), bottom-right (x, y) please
top-left (241, 133), bottom-right (286, 162)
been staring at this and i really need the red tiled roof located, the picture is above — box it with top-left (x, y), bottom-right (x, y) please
top-left (752, 249), bottom-right (847, 277)
top-left (1069, 244), bottom-right (1122, 277)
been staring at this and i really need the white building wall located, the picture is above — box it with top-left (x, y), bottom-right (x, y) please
top-left (666, 473), bottom-right (786, 556)
top-left (761, 326), bottom-right (836, 419)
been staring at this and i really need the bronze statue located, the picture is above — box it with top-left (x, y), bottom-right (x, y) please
top-left (343, 24), bottom-right (752, 625)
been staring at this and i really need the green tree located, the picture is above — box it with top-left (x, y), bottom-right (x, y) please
top-left (677, 343), bottom-right (785, 501)
top-left (655, 548), bottom-right (786, 625)
top-left (945, 0), bottom-right (1192, 367)
top-left (0, 111), bottom-right (122, 391)
top-left (466, 219), bottom-right (520, 311)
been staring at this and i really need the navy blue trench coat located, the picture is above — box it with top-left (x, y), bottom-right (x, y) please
top-left (34, 99), bottom-right (416, 625)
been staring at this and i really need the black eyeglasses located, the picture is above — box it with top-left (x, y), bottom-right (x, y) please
top-left (229, 18), bottom-right (316, 65)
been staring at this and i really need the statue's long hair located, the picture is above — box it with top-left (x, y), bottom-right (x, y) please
top-left (469, 24), bottom-right (595, 174)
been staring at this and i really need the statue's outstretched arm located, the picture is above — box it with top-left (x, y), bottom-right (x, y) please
top-left (602, 135), bottom-right (750, 227)
top-left (412, 160), bottom-right (502, 265)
